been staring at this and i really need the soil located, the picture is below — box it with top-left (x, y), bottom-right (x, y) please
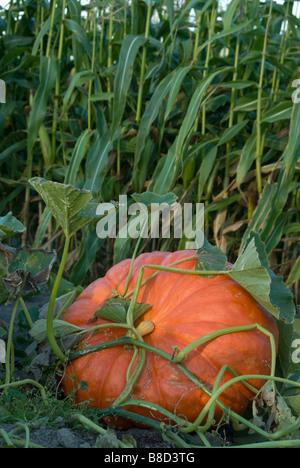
top-left (0, 289), bottom-right (227, 449)
top-left (0, 422), bottom-right (178, 448)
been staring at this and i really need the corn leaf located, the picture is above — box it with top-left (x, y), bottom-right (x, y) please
top-left (112, 34), bottom-right (147, 137)
top-left (27, 57), bottom-right (58, 156)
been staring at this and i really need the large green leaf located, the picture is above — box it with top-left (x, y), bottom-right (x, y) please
top-left (29, 177), bottom-right (104, 238)
top-left (228, 232), bottom-right (295, 324)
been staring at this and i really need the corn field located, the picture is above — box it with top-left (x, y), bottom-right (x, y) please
top-left (1, 0), bottom-right (300, 449)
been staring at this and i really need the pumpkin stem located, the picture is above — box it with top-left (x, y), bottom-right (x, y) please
top-left (132, 320), bottom-right (155, 339)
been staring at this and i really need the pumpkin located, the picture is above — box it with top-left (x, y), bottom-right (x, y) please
top-left (61, 250), bottom-right (278, 429)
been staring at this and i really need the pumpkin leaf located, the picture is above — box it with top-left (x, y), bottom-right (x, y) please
top-left (228, 232), bottom-right (295, 324)
top-left (29, 177), bottom-right (106, 238)
top-left (0, 242), bottom-right (57, 304)
top-left (30, 318), bottom-right (83, 343)
top-left (196, 238), bottom-right (227, 275)
top-left (94, 297), bottom-right (128, 323)
top-left (94, 297), bottom-right (151, 324)
top-left (0, 212), bottom-right (26, 240)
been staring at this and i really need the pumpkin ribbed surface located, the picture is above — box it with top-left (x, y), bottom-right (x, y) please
top-left (61, 250), bottom-right (279, 428)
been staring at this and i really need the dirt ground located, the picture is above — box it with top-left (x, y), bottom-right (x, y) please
top-left (0, 422), bottom-right (179, 448)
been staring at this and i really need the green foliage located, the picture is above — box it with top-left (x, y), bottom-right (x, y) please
top-left (0, 0), bottom-right (298, 289)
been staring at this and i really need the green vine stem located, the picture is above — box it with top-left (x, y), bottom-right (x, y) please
top-left (231, 440), bottom-right (300, 449)
top-left (0, 437), bottom-right (43, 449)
top-left (122, 216), bottom-right (148, 297)
top-left (0, 428), bottom-right (13, 446)
top-left (47, 235), bottom-right (71, 362)
top-left (119, 398), bottom-right (190, 427)
top-left (19, 296), bottom-right (33, 328)
top-left (123, 254), bottom-right (197, 299)
top-left (125, 258), bottom-right (207, 326)
top-left (71, 413), bottom-right (132, 448)
top-left (74, 320), bottom-right (147, 408)
top-left (126, 346), bottom-right (138, 382)
top-left (5, 297), bottom-right (19, 386)
top-left (0, 379), bottom-right (48, 406)
top-left (11, 422), bottom-right (30, 449)
top-left (111, 347), bottom-right (146, 408)
top-left (92, 406), bottom-right (203, 447)
top-left (70, 334), bottom-right (300, 442)
top-left (174, 323), bottom-right (277, 378)
top-left (183, 372), bottom-right (300, 436)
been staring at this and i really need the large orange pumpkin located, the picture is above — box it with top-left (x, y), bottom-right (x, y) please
top-left (61, 250), bottom-right (278, 428)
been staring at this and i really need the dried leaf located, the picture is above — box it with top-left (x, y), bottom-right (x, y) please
top-left (0, 242), bottom-right (57, 304)
top-left (94, 429), bottom-right (120, 448)
top-left (252, 380), bottom-right (300, 437)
